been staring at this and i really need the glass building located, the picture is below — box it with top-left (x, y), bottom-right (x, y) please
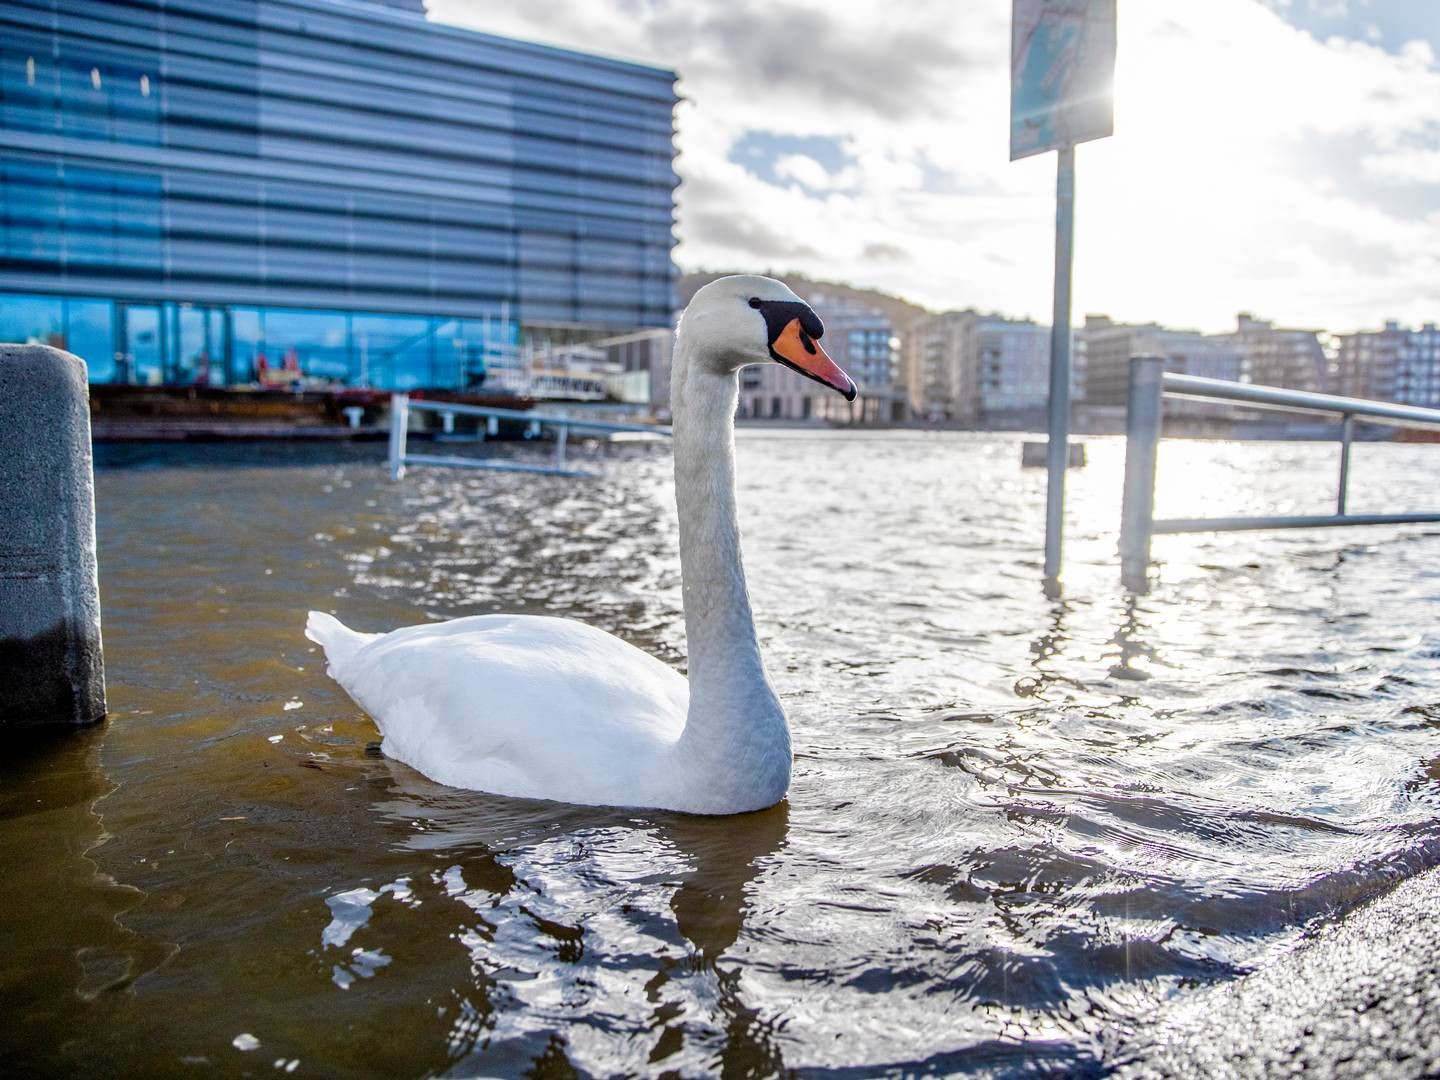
top-left (0, 0), bottom-right (677, 390)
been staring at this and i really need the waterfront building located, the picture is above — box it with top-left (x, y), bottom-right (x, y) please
top-left (1228, 314), bottom-right (1327, 393)
top-left (1080, 315), bottom-right (1242, 419)
top-left (904, 310), bottom-right (1073, 428)
top-left (738, 292), bottom-right (902, 423)
top-left (905, 312), bottom-right (966, 421)
top-left (964, 313), bottom-right (1059, 428)
top-left (1334, 321), bottom-right (1440, 407)
top-left (0, 0), bottom-right (678, 391)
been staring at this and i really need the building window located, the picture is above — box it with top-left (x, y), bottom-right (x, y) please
top-left (0, 293), bottom-right (64, 348)
top-left (260, 309), bottom-right (350, 385)
top-left (351, 314), bottom-right (433, 390)
top-left (66, 298), bottom-right (116, 382)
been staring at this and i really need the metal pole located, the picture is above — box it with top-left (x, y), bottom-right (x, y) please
top-left (1337, 414), bottom-right (1353, 515)
top-left (1043, 144), bottom-right (1076, 582)
top-left (555, 421), bottom-right (568, 470)
top-left (388, 392), bottom-right (409, 481)
top-left (1120, 356), bottom-right (1165, 592)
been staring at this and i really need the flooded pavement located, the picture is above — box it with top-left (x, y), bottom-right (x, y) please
top-left (2, 430), bottom-right (1439, 1077)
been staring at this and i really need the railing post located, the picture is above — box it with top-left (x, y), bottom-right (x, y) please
top-left (1120, 356), bottom-right (1165, 592)
top-left (555, 421), bottom-right (568, 470)
top-left (387, 392), bottom-right (410, 481)
top-left (1337, 413), bottom-right (1353, 516)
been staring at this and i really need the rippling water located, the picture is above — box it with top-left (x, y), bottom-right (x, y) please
top-left (3, 431), bottom-right (1439, 1077)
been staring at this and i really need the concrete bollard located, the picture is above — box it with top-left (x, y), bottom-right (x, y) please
top-left (0, 344), bottom-right (106, 729)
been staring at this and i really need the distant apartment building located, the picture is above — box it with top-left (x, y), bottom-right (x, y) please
top-left (905, 312), bottom-right (966, 420)
top-left (1229, 314), bottom-right (1327, 392)
top-left (1334, 321), bottom-right (1440, 406)
top-left (739, 292), bottom-right (901, 423)
top-left (907, 310), bottom-right (1075, 426)
top-left (967, 315), bottom-right (1057, 427)
top-left (1080, 315), bottom-right (1241, 418)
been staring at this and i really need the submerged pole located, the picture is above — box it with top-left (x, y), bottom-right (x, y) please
top-left (0, 344), bottom-right (106, 729)
top-left (1120, 356), bottom-right (1165, 593)
top-left (1337, 413), bottom-right (1354, 516)
top-left (1043, 144), bottom-right (1076, 583)
top-left (388, 392), bottom-right (410, 481)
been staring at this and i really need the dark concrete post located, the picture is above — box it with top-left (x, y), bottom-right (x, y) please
top-left (0, 345), bottom-right (107, 728)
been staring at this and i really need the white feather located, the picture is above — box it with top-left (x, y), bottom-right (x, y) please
top-left (307, 276), bottom-right (828, 815)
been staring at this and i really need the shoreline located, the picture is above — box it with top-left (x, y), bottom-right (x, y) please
top-left (1112, 862), bottom-right (1440, 1077)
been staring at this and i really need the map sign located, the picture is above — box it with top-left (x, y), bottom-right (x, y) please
top-left (1010, 0), bottom-right (1116, 160)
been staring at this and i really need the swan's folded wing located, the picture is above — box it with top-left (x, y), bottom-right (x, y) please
top-left (328, 614), bottom-right (689, 799)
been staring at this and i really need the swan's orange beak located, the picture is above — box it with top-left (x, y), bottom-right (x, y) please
top-left (769, 318), bottom-right (858, 401)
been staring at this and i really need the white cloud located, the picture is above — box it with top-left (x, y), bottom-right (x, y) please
top-left (1361, 147), bottom-right (1440, 183)
top-left (428, 0), bottom-right (1440, 332)
top-left (773, 153), bottom-right (857, 193)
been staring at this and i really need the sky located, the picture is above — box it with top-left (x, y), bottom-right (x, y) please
top-left (428, 0), bottom-right (1440, 334)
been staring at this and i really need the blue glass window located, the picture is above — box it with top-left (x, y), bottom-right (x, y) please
top-left (66, 298), bottom-right (116, 382)
top-left (260, 309), bottom-right (349, 384)
top-left (231, 308), bottom-right (262, 385)
top-left (429, 316), bottom-right (515, 392)
top-left (352, 314), bottom-right (433, 390)
top-left (0, 293), bottom-right (64, 347)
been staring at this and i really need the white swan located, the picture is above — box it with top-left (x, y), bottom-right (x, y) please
top-left (306, 275), bottom-right (857, 815)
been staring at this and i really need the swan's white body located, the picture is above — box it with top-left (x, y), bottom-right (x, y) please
top-left (307, 276), bottom-right (855, 815)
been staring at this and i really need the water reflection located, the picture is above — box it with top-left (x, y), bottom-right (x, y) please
top-left (354, 760), bottom-right (791, 1073)
top-left (0, 729), bottom-right (174, 1069)
top-left (1107, 596), bottom-right (1159, 682)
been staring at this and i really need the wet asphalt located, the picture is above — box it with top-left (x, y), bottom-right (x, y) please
top-left (1111, 866), bottom-right (1440, 1078)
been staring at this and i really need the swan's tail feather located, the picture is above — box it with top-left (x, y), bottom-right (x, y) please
top-left (305, 611), bottom-right (376, 674)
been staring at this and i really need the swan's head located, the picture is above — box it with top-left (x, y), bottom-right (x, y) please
top-left (678, 275), bottom-right (858, 401)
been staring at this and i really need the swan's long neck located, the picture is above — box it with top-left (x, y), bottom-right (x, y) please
top-left (670, 333), bottom-right (790, 804)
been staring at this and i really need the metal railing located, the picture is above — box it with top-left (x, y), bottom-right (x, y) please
top-left (387, 393), bottom-right (671, 480)
top-left (1119, 356), bottom-right (1440, 590)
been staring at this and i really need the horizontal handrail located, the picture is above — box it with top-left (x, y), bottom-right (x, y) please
top-left (1119, 357), bottom-right (1440, 592)
top-left (388, 392), bottom-right (668, 480)
top-left (1155, 512), bottom-right (1440, 534)
top-left (405, 397), bottom-right (671, 436)
top-left (1163, 373), bottom-right (1440, 429)
top-left (401, 452), bottom-right (591, 478)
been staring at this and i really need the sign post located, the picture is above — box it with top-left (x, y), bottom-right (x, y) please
top-left (1011, 0), bottom-right (1116, 583)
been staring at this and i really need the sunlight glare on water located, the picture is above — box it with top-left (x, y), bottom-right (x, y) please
top-left (2, 431), bottom-right (1439, 1077)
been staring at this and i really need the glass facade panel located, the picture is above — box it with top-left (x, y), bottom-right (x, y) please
top-left (231, 308), bottom-right (262, 385)
top-left (171, 304), bottom-right (227, 385)
top-left (0, 293), bottom-right (64, 346)
top-left (121, 304), bottom-right (164, 385)
top-left (0, 291), bottom-right (528, 390)
top-left (352, 314), bottom-right (432, 390)
top-left (259, 310), bottom-right (349, 385)
top-left (434, 316), bottom-right (520, 391)
top-left (66, 298), bottom-right (116, 382)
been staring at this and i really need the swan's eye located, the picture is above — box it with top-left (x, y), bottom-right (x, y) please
top-left (748, 297), bottom-right (762, 309)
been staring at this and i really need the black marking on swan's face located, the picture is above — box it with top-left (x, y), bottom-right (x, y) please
top-left (748, 297), bottom-right (825, 356)
top-left (747, 296), bottom-right (857, 401)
